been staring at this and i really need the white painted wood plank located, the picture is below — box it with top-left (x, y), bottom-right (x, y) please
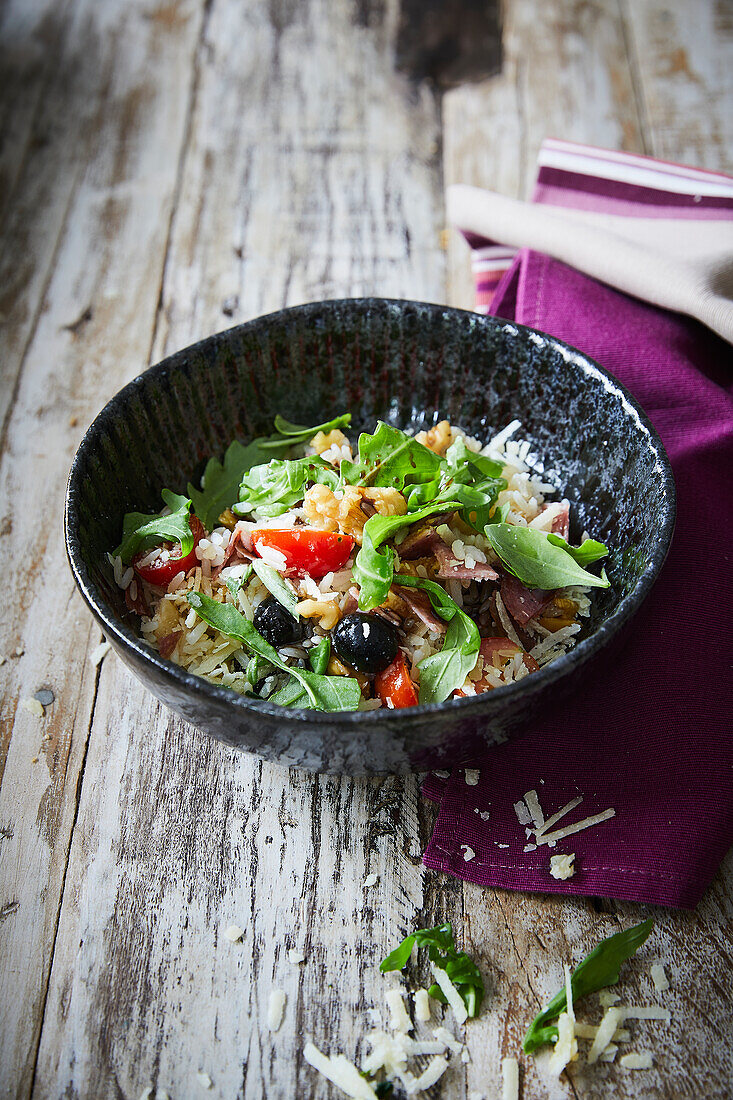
top-left (442, 0), bottom-right (646, 308)
top-left (0, 1), bottom-right (205, 1094)
top-left (33, 1), bottom-right (450, 1098)
top-left (623, 0), bottom-right (733, 172)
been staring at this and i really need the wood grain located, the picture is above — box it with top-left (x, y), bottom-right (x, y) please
top-left (1, 0), bottom-right (731, 1097)
top-left (0, 0), bottom-right (205, 1093)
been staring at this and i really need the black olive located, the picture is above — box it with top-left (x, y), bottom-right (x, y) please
top-left (253, 596), bottom-right (303, 648)
top-left (331, 612), bottom-right (399, 674)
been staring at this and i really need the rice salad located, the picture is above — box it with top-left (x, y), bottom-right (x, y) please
top-left (109, 413), bottom-right (610, 712)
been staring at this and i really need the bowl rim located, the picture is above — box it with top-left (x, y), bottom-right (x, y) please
top-left (64, 297), bottom-right (677, 728)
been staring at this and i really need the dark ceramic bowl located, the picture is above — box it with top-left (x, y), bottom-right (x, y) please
top-left (65, 299), bottom-right (675, 774)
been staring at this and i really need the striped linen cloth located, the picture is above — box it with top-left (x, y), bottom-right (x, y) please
top-left (421, 142), bottom-right (733, 908)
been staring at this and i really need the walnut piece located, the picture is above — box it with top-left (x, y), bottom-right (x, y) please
top-left (415, 419), bottom-right (452, 455)
top-left (296, 598), bottom-right (341, 630)
top-left (303, 485), bottom-right (407, 543)
top-left (309, 428), bottom-right (349, 455)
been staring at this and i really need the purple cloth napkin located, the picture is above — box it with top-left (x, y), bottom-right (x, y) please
top-left (424, 143), bottom-right (733, 908)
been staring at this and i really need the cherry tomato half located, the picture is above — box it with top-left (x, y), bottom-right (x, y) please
top-left (251, 528), bottom-right (354, 578)
top-left (375, 653), bottom-right (419, 709)
top-left (133, 516), bottom-right (205, 586)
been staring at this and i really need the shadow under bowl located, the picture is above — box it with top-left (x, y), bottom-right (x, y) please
top-left (65, 299), bottom-right (675, 774)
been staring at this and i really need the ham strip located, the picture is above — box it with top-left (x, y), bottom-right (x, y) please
top-left (215, 525), bottom-right (255, 576)
top-left (159, 630), bottom-right (182, 658)
top-left (399, 526), bottom-right (499, 583)
top-left (551, 500), bottom-right (570, 541)
top-left (394, 586), bottom-right (447, 634)
top-left (500, 573), bottom-right (555, 626)
top-left (433, 539), bottom-right (499, 582)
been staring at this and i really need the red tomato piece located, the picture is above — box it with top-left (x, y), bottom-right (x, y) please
top-left (251, 528), bottom-right (354, 578)
top-left (133, 516), bottom-right (205, 586)
top-left (375, 653), bottom-right (419, 709)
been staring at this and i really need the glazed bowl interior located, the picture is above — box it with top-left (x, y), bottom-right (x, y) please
top-left (65, 299), bottom-right (675, 774)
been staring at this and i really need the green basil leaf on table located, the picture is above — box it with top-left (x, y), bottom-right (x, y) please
top-left (235, 455), bottom-right (340, 518)
top-left (188, 439), bottom-right (273, 529)
top-left (353, 501), bottom-right (463, 612)
top-left (524, 919), bottom-right (654, 1052)
top-left (484, 523), bottom-right (610, 590)
top-left (115, 489), bottom-right (193, 564)
top-left (380, 921), bottom-right (484, 1018)
top-left (393, 575), bottom-right (481, 704)
top-left (340, 422), bottom-right (443, 490)
top-left (187, 592), bottom-right (360, 711)
top-left (251, 560), bottom-right (300, 618)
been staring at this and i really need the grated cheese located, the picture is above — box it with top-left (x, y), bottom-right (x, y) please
top-left (363, 873), bottom-right (379, 888)
top-left (548, 1010), bottom-right (578, 1076)
top-left (514, 800), bottom-right (532, 825)
top-left (620, 1052), bottom-right (654, 1070)
top-left (268, 989), bottom-right (286, 1031)
top-left (599, 991), bottom-right (621, 1007)
top-left (304, 1042), bottom-right (378, 1099)
top-left (550, 853), bottom-right (576, 880)
top-left (223, 925), bottom-right (243, 942)
top-left (288, 948), bottom-right (306, 965)
top-left (600, 1043), bottom-right (618, 1062)
top-left (501, 1056), bottom-right (519, 1100)
top-left (651, 964), bottom-right (670, 992)
top-left (407, 1057), bottom-right (449, 1093)
top-left (21, 697), bottom-right (45, 718)
top-left (461, 845), bottom-right (476, 862)
top-left (196, 1072), bottom-right (213, 1089)
top-left (385, 989), bottom-right (412, 1034)
top-left (575, 1022), bottom-right (630, 1042)
top-left (534, 808), bottom-right (616, 846)
top-left (535, 796), bottom-right (583, 838)
top-left (414, 989), bottom-right (431, 1022)
top-left (464, 769), bottom-right (480, 786)
top-left (587, 1007), bottom-right (624, 1064)
top-left (91, 641), bottom-right (111, 665)
top-left (430, 964), bottom-right (468, 1025)
top-left (619, 1005), bottom-right (670, 1021)
top-left (432, 1026), bottom-right (463, 1055)
top-left (523, 789), bottom-right (545, 828)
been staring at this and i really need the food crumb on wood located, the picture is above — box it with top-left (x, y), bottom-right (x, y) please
top-left (11, 647), bottom-right (24, 658)
top-left (363, 873), bottom-right (379, 888)
top-left (0, 655), bottom-right (6, 666)
top-left (651, 963), bottom-right (670, 991)
top-left (223, 924), bottom-right (243, 942)
top-left (620, 1051), bottom-right (654, 1069)
top-left (268, 989), bottom-right (286, 1031)
top-left (196, 1072), bottom-right (213, 1089)
top-left (22, 698), bottom-right (45, 718)
top-left (550, 852), bottom-right (576, 880)
top-left (288, 948), bottom-right (306, 965)
top-left (464, 768), bottom-right (480, 786)
top-left (501, 1056), bottom-right (519, 1100)
top-left (91, 641), bottom-right (111, 666)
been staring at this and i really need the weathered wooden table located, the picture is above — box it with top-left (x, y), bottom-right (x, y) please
top-left (1, 1), bottom-right (731, 1097)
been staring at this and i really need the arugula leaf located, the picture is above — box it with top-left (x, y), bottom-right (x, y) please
top-left (245, 652), bottom-right (274, 687)
top-left (115, 489), bottom-right (193, 564)
top-left (186, 592), bottom-right (360, 711)
top-left (487, 501), bottom-right (510, 525)
top-left (235, 456), bottom-right (340, 518)
top-left (393, 575), bottom-right (481, 704)
top-left (403, 436), bottom-right (506, 531)
top-left (251, 560), bottom-right (299, 618)
top-left (340, 422), bottom-right (443, 490)
top-left (524, 919), bottom-right (654, 1053)
top-left (484, 523), bottom-right (610, 590)
top-left (380, 922), bottom-right (484, 1018)
top-left (353, 501), bottom-right (462, 612)
top-left (308, 636), bottom-right (331, 675)
top-left (188, 439), bottom-right (272, 529)
top-left (225, 564), bottom-right (253, 599)
top-left (257, 412), bottom-right (352, 451)
top-left (547, 532), bottom-right (608, 567)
